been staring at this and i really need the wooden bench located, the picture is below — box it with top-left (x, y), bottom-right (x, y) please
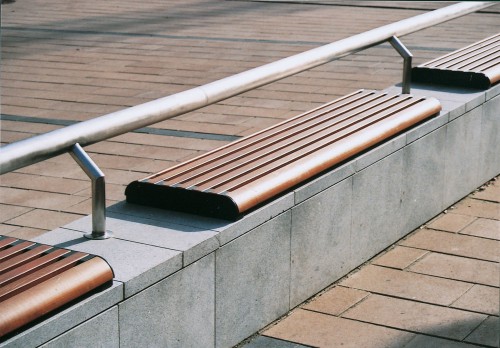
top-left (126, 89), bottom-right (441, 220)
top-left (412, 33), bottom-right (500, 89)
top-left (0, 236), bottom-right (114, 339)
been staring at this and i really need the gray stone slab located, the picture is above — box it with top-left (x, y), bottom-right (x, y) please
top-left (215, 192), bottom-right (294, 246)
top-left (0, 282), bottom-right (122, 348)
top-left (405, 112), bottom-right (448, 145)
top-left (39, 307), bottom-right (119, 348)
top-left (65, 213), bottom-right (219, 266)
top-left (216, 213), bottom-right (291, 348)
top-left (351, 150), bottom-right (404, 267)
top-left (385, 84), bottom-right (486, 113)
top-left (401, 127), bottom-right (446, 234)
top-left (443, 107), bottom-right (482, 207)
top-left (294, 162), bottom-right (354, 205)
top-left (354, 133), bottom-right (405, 172)
top-left (486, 83), bottom-right (500, 101)
top-left (31, 228), bottom-right (182, 297)
top-left (119, 253), bottom-right (215, 348)
top-left (478, 95), bottom-right (500, 184)
top-left (108, 201), bottom-right (227, 231)
top-left (290, 178), bottom-right (352, 308)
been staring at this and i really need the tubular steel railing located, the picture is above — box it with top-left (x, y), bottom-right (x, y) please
top-left (0, 2), bottom-right (493, 238)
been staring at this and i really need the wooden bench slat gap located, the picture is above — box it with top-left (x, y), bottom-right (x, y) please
top-left (0, 252), bottom-right (89, 303)
top-left (157, 91), bottom-right (380, 185)
top-left (0, 249), bottom-right (70, 288)
top-left (0, 245), bottom-right (53, 274)
top-left (212, 98), bottom-right (424, 193)
top-left (174, 93), bottom-right (397, 188)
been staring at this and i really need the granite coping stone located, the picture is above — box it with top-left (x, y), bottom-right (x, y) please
top-left (64, 213), bottom-right (219, 266)
top-left (0, 282), bottom-right (122, 348)
top-left (384, 83), bottom-right (486, 113)
top-left (30, 228), bottom-right (182, 298)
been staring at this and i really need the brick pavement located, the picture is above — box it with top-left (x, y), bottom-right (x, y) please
top-left (243, 178), bottom-right (499, 348)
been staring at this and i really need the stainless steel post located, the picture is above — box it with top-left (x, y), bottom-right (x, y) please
top-left (389, 36), bottom-right (413, 94)
top-left (70, 144), bottom-right (113, 240)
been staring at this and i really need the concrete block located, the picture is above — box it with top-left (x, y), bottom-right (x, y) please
top-left (39, 307), bottom-right (119, 348)
top-left (443, 107), bottom-right (482, 207)
top-left (294, 162), bottom-right (354, 204)
top-left (290, 178), bottom-right (352, 308)
top-left (353, 133), bottom-right (405, 172)
top-left (31, 228), bottom-right (182, 297)
top-left (401, 127), bottom-right (446, 234)
top-left (0, 282), bottom-right (122, 348)
top-left (351, 150), bottom-right (404, 267)
top-left (478, 95), bottom-right (500, 183)
top-left (65, 214), bottom-right (219, 266)
top-left (119, 253), bottom-right (215, 348)
top-left (215, 192), bottom-right (294, 246)
top-left (215, 213), bottom-right (291, 348)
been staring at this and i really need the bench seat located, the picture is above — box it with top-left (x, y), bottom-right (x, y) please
top-left (0, 235), bottom-right (114, 339)
top-left (126, 89), bottom-right (441, 220)
top-left (412, 33), bottom-right (500, 89)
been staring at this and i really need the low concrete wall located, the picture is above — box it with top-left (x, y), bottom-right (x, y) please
top-left (2, 83), bottom-right (498, 348)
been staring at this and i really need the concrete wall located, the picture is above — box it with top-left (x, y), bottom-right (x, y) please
top-left (2, 84), bottom-right (498, 348)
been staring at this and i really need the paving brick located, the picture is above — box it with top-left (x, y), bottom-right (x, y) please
top-left (451, 285), bottom-right (499, 316)
top-left (403, 335), bottom-right (483, 348)
top-left (452, 198), bottom-right (500, 220)
top-left (264, 309), bottom-right (415, 348)
top-left (460, 218), bottom-right (500, 240)
top-left (340, 265), bottom-right (472, 306)
top-left (0, 172), bottom-right (89, 195)
top-left (0, 223), bottom-right (21, 234)
top-left (408, 252), bottom-right (499, 287)
top-left (302, 286), bottom-right (369, 316)
top-left (6, 209), bottom-right (82, 231)
top-left (465, 316), bottom-right (500, 348)
top-left (3, 226), bottom-right (49, 240)
top-left (344, 294), bottom-right (486, 340)
top-left (373, 246), bottom-right (428, 270)
top-left (427, 213), bottom-right (476, 233)
top-left (0, 203), bottom-right (33, 222)
top-left (400, 229), bottom-right (500, 262)
top-left (0, 187), bottom-right (88, 210)
top-left (471, 181), bottom-right (500, 203)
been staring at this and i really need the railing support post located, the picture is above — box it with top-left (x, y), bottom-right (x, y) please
top-left (389, 36), bottom-right (413, 94)
top-left (70, 143), bottom-right (113, 240)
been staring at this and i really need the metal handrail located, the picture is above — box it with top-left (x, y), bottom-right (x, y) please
top-left (0, 2), bottom-right (492, 174)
